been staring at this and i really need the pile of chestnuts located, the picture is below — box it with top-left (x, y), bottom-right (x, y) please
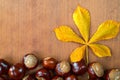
top-left (0, 53), bottom-right (120, 80)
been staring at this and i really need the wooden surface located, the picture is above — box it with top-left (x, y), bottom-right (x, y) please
top-left (0, 0), bottom-right (120, 73)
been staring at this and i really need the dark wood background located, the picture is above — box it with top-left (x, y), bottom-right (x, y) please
top-left (0, 0), bottom-right (120, 79)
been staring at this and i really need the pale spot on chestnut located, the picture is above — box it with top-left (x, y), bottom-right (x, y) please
top-left (52, 76), bottom-right (64, 80)
top-left (36, 77), bottom-right (46, 80)
top-left (22, 75), bottom-right (29, 80)
top-left (24, 54), bottom-right (38, 69)
top-left (56, 77), bottom-right (64, 80)
top-left (109, 69), bottom-right (120, 80)
top-left (55, 60), bottom-right (71, 76)
top-left (60, 61), bottom-right (71, 73)
top-left (92, 62), bottom-right (104, 77)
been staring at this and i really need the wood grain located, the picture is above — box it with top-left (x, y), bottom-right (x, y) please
top-left (0, 0), bottom-right (120, 79)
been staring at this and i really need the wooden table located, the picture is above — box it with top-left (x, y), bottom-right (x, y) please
top-left (0, 0), bottom-right (120, 79)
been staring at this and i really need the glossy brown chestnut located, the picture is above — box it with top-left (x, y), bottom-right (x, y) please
top-left (0, 76), bottom-right (13, 80)
top-left (22, 73), bottom-right (37, 80)
top-left (23, 54), bottom-right (38, 69)
top-left (55, 60), bottom-right (71, 76)
top-left (52, 76), bottom-right (64, 80)
top-left (42, 57), bottom-right (57, 70)
top-left (65, 74), bottom-right (78, 80)
top-left (0, 76), bottom-right (6, 80)
top-left (71, 59), bottom-right (87, 75)
top-left (89, 77), bottom-right (102, 80)
top-left (104, 69), bottom-right (120, 80)
top-left (0, 59), bottom-right (10, 75)
top-left (8, 63), bottom-right (25, 80)
top-left (35, 68), bottom-right (50, 80)
top-left (49, 70), bottom-right (56, 78)
top-left (88, 62), bottom-right (104, 79)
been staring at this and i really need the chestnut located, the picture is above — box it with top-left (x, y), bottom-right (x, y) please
top-left (23, 54), bottom-right (38, 69)
top-left (35, 68), bottom-right (50, 80)
top-left (89, 77), bottom-right (102, 80)
top-left (22, 74), bottom-right (37, 80)
top-left (55, 60), bottom-right (71, 76)
top-left (88, 62), bottom-right (104, 79)
top-left (42, 57), bottom-right (57, 70)
top-left (71, 59), bottom-right (87, 75)
top-left (104, 69), bottom-right (120, 80)
top-left (0, 76), bottom-right (13, 80)
top-left (49, 70), bottom-right (56, 78)
top-left (0, 76), bottom-right (6, 80)
top-left (65, 74), bottom-right (78, 80)
top-left (52, 76), bottom-right (64, 80)
top-left (8, 63), bottom-right (25, 80)
top-left (0, 59), bottom-right (10, 75)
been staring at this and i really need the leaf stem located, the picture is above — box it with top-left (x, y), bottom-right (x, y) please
top-left (85, 45), bottom-right (89, 65)
top-left (85, 45), bottom-right (90, 80)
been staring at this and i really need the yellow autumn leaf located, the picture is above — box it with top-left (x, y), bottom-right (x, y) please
top-left (70, 45), bottom-right (86, 62)
top-left (118, 22), bottom-right (120, 28)
top-left (54, 5), bottom-right (120, 63)
top-left (89, 44), bottom-right (111, 57)
top-left (73, 5), bottom-right (90, 42)
top-left (54, 26), bottom-right (85, 44)
top-left (89, 20), bottom-right (119, 43)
